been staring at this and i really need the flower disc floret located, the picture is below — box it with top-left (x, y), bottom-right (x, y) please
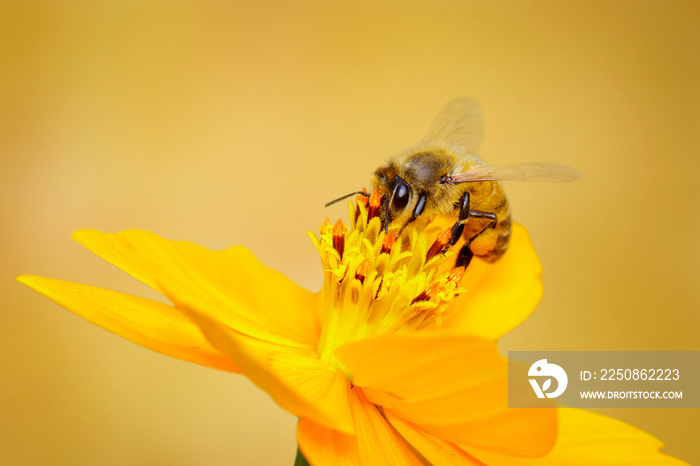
top-left (310, 190), bottom-right (465, 373)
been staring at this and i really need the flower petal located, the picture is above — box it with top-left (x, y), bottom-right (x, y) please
top-left (465, 408), bottom-right (689, 465)
top-left (186, 310), bottom-right (354, 434)
top-left (297, 417), bottom-right (358, 466)
top-left (73, 229), bottom-right (320, 347)
top-left (297, 388), bottom-right (422, 466)
top-left (336, 333), bottom-right (557, 457)
top-left (16, 275), bottom-right (237, 372)
top-left (383, 411), bottom-right (483, 465)
top-left (337, 334), bottom-right (511, 421)
top-left (418, 406), bottom-right (557, 458)
top-left (442, 223), bottom-right (543, 340)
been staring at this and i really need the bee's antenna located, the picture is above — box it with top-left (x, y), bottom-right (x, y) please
top-left (324, 191), bottom-right (370, 208)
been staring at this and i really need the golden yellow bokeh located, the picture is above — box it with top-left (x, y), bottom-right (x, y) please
top-left (3, 1), bottom-right (698, 464)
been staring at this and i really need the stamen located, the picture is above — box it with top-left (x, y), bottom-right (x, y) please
top-left (367, 189), bottom-right (382, 222)
top-left (374, 277), bottom-right (384, 300)
top-left (411, 282), bottom-right (442, 305)
top-left (448, 266), bottom-right (466, 284)
top-left (337, 266), bottom-right (348, 283)
top-left (426, 228), bottom-right (452, 261)
top-left (333, 219), bottom-right (345, 260)
top-left (357, 189), bottom-right (369, 208)
top-left (355, 260), bottom-right (369, 284)
top-left (313, 200), bottom-right (469, 370)
top-left (355, 189), bottom-right (369, 223)
top-left (381, 231), bottom-right (395, 254)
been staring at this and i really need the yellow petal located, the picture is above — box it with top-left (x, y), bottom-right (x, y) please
top-left (338, 334), bottom-right (512, 422)
top-left (186, 310), bottom-right (354, 434)
top-left (350, 390), bottom-right (424, 465)
top-left (336, 333), bottom-right (557, 457)
top-left (16, 275), bottom-right (237, 372)
top-left (297, 417), bottom-right (359, 466)
top-left (419, 406), bottom-right (557, 458)
top-left (466, 408), bottom-right (689, 465)
top-left (72, 229), bottom-right (320, 347)
top-left (297, 388), bottom-right (422, 466)
top-left (442, 223), bottom-right (543, 340)
top-left (383, 411), bottom-right (483, 465)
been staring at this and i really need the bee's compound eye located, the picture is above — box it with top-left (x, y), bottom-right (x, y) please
top-left (392, 177), bottom-right (410, 211)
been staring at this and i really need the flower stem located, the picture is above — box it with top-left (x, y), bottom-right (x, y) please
top-left (294, 446), bottom-right (310, 466)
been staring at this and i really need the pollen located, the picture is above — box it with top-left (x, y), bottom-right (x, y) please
top-left (470, 229), bottom-right (498, 255)
top-left (309, 188), bottom-right (466, 373)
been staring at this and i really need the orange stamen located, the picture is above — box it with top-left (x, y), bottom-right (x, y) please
top-left (333, 219), bottom-right (345, 260)
top-left (411, 282), bottom-right (442, 305)
top-left (426, 228), bottom-right (452, 261)
top-left (381, 231), bottom-right (395, 254)
top-left (448, 266), bottom-right (466, 284)
top-left (357, 188), bottom-right (369, 208)
top-left (367, 188), bottom-right (382, 222)
top-left (355, 260), bottom-right (369, 284)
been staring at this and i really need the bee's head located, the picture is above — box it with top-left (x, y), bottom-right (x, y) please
top-left (373, 165), bottom-right (412, 224)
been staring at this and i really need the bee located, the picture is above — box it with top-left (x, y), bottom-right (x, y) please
top-left (328, 98), bottom-right (581, 268)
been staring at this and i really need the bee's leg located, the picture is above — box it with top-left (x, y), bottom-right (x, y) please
top-left (455, 242), bottom-right (475, 268)
top-left (449, 192), bottom-right (498, 268)
top-left (448, 192), bottom-right (471, 246)
top-left (469, 211), bottom-right (497, 227)
top-left (464, 211), bottom-right (498, 243)
top-left (454, 215), bottom-right (497, 269)
top-left (464, 212), bottom-right (498, 260)
top-left (396, 193), bottom-right (427, 237)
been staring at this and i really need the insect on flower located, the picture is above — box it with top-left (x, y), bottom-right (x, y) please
top-left (327, 98), bottom-right (582, 268)
top-left (15, 100), bottom-right (686, 465)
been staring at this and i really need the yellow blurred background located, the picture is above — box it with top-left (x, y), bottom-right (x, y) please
top-left (3, 1), bottom-right (698, 464)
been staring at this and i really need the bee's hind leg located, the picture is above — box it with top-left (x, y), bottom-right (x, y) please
top-left (449, 192), bottom-right (498, 268)
top-left (455, 242), bottom-right (475, 268)
top-left (467, 210), bottom-right (498, 250)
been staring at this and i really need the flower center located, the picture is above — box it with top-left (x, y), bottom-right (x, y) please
top-left (310, 189), bottom-right (466, 376)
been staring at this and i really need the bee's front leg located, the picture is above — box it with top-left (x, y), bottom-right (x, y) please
top-left (395, 192), bottom-right (427, 237)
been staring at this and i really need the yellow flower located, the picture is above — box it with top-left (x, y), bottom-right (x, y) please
top-left (18, 194), bottom-right (685, 465)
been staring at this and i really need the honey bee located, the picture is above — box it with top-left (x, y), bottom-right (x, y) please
top-left (328, 98), bottom-right (581, 268)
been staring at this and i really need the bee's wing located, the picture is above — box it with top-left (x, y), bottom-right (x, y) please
top-left (451, 162), bottom-right (583, 183)
top-left (422, 97), bottom-right (484, 154)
